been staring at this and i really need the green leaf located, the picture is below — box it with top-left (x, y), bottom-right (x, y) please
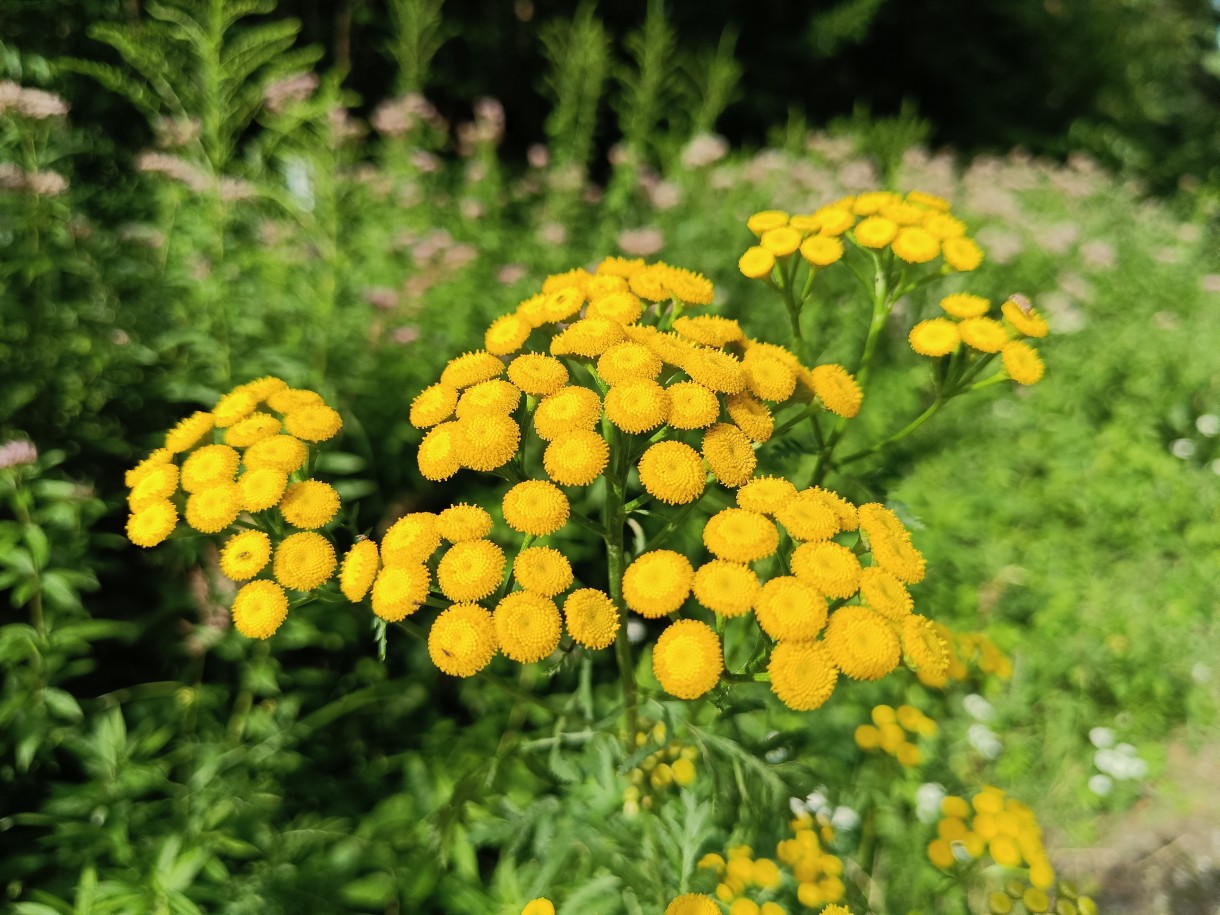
top-left (22, 524), bottom-right (50, 568)
top-left (42, 687), bottom-right (83, 723)
top-left (339, 873), bottom-right (396, 908)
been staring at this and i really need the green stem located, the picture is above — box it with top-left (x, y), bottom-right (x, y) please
top-left (836, 397), bottom-right (947, 468)
top-left (605, 465), bottom-right (638, 745)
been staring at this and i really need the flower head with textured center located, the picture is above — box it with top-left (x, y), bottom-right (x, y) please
top-left (736, 476), bottom-right (798, 515)
top-left (563, 588), bottom-right (619, 649)
top-left (534, 386), bottom-right (602, 441)
top-left (502, 481), bottom-right (569, 536)
top-left (371, 564), bottom-right (430, 621)
top-left (494, 591), bottom-right (562, 662)
top-left (440, 351), bottom-right (504, 389)
top-left (769, 640), bottom-right (838, 711)
top-left (605, 379), bottom-right (670, 434)
top-left (701, 423), bottom-right (757, 488)
top-left (280, 480), bottom-right (340, 529)
top-left (666, 382), bottom-right (720, 430)
top-left (428, 603), bottom-right (497, 677)
top-left (543, 431), bottom-right (609, 486)
top-left (652, 620), bottom-right (723, 699)
top-left (273, 531), bottom-right (336, 591)
top-left (185, 483), bottom-right (241, 533)
top-left (165, 411), bottom-right (214, 453)
top-left (637, 441), bottom-right (706, 505)
top-left (622, 550), bottom-right (693, 617)
top-left (284, 404), bottom-right (342, 442)
top-left (437, 539), bottom-right (504, 602)
top-left (702, 508), bottom-right (778, 563)
top-left (791, 541), bottom-right (862, 599)
top-left (437, 503), bottom-right (493, 542)
top-left (456, 379), bottom-right (521, 419)
top-left (825, 605), bottom-right (901, 681)
top-left (381, 512), bottom-right (440, 566)
top-left (232, 580), bottom-right (289, 639)
top-left (513, 546), bottom-right (574, 597)
top-left (692, 560), bottom-right (758, 618)
top-left (755, 576), bottom-right (828, 640)
top-left (340, 539), bottom-right (380, 601)
top-left (220, 530), bottom-right (272, 580)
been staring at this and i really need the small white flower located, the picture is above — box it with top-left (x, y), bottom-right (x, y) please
top-left (963, 693), bottom-right (995, 721)
top-left (968, 723), bottom-right (1002, 759)
top-left (805, 788), bottom-right (830, 816)
top-left (1088, 774), bottom-right (1113, 796)
top-left (915, 783), bottom-right (947, 824)
top-left (1171, 438), bottom-right (1197, 460)
top-left (1094, 748), bottom-right (1121, 776)
top-left (831, 806), bottom-right (861, 831)
top-left (1195, 414), bottom-right (1220, 437)
top-left (1088, 726), bottom-right (1116, 749)
top-left (789, 797), bottom-right (809, 817)
top-left (951, 840), bottom-right (973, 863)
top-left (765, 747), bottom-right (789, 764)
top-left (626, 620), bottom-right (646, 644)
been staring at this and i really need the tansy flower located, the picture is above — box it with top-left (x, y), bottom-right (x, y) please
top-left (743, 355), bottom-right (797, 403)
top-left (739, 246), bottom-right (775, 279)
top-left (789, 214), bottom-right (820, 233)
top-left (939, 293), bottom-right (990, 319)
top-left (339, 539), bottom-right (380, 601)
top-left (220, 530), bottom-right (272, 580)
top-left (1001, 340), bottom-right (1045, 385)
top-left (279, 480), bottom-right (340, 529)
top-left (902, 614), bottom-right (949, 679)
top-left (692, 560), bottom-right (759, 617)
top-left (924, 211), bottom-right (966, 240)
top-left (417, 422), bottom-right (463, 481)
top-left (1001, 297), bottom-right (1049, 338)
top-left (854, 216), bottom-right (898, 248)
top-left (165, 411), bottom-right (215, 453)
top-left (371, 564), bottom-right (430, 621)
top-left (681, 348), bottom-right (747, 394)
top-left (958, 317), bottom-right (1009, 353)
top-left (485, 313), bottom-right (532, 355)
top-left (124, 449), bottom-right (173, 488)
top-left (652, 620), bottom-right (723, 700)
top-left (857, 502), bottom-right (909, 543)
top-left (637, 441), bottom-right (706, 505)
top-left (825, 605), bottom-right (901, 681)
top-left (800, 234), bottom-right (844, 267)
top-left (909, 318), bottom-right (961, 357)
top-left (542, 267), bottom-right (593, 294)
top-left (273, 531), bottom-right (337, 591)
top-left (815, 206), bottom-right (855, 236)
top-left (810, 485), bottom-right (859, 530)
top-left (456, 413), bottom-right (520, 471)
top-left (868, 530), bottom-right (927, 584)
top-left (181, 444), bottom-right (239, 493)
top-left (239, 376), bottom-right (287, 401)
top-left (212, 389), bottom-right (259, 428)
top-left (673, 315), bottom-right (743, 348)
top-left (185, 483), bottom-right (242, 533)
top-left (126, 500), bottom-right (178, 548)
top-left (665, 893), bottom-right (720, 915)
top-left (666, 382), bottom-right (720, 430)
top-left (224, 412), bottom-right (280, 448)
top-left (516, 293), bottom-right (550, 328)
top-left (284, 404), bottom-right (342, 442)
top-left (808, 364), bottom-right (863, 418)
top-left (551, 318), bottom-right (625, 358)
top-left (605, 379), bottom-right (670, 434)
top-left (701, 423), bottom-right (757, 488)
top-left (440, 350), bottom-right (505, 389)
top-left (858, 566), bottom-right (914, 620)
top-left (891, 226), bottom-right (940, 264)
top-left (622, 550), bottom-right (694, 617)
top-left (456, 379), bottom-right (522, 418)
top-left (907, 189), bottom-right (951, 211)
top-left (726, 392), bottom-right (773, 443)
top-left (775, 490), bottom-right (840, 541)
top-left (585, 290), bottom-right (644, 324)
top-left (880, 201), bottom-right (928, 226)
top-left (542, 287), bottom-right (586, 322)
top-left (769, 640), bottom-right (838, 711)
top-left (127, 462), bottom-right (178, 512)
top-left (635, 328), bottom-right (695, 367)
top-left (755, 576), bottom-right (828, 640)
top-left (853, 191), bottom-right (899, 215)
top-left (791, 540), bottom-right (862, 599)
top-left (742, 339), bottom-right (801, 369)
top-left (942, 236), bottom-right (983, 271)
top-left (231, 580), bottom-right (289, 639)
top-left (514, 546), bottom-right (574, 597)
top-left (429, 603), bottom-right (497, 677)
top-left (436, 538), bottom-right (503, 602)
top-left (543, 430), bottom-right (610, 486)
top-left (663, 265), bottom-right (715, 305)
top-left (702, 508), bottom-right (779, 563)
top-left (381, 512), bottom-right (441, 566)
top-left (597, 255), bottom-right (646, 278)
top-left (238, 467), bottom-right (288, 512)
top-left (508, 354), bottom-right (569, 396)
top-left (410, 383), bottom-right (459, 428)
top-left (761, 226), bottom-right (802, 256)
top-left (266, 387), bottom-right (322, 414)
top-left (597, 342), bottom-right (662, 385)
top-left (502, 480), bottom-right (569, 536)
top-left (586, 273), bottom-right (628, 297)
top-left (437, 503), bottom-right (493, 542)
top-left (244, 435), bottom-right (308, 473)
top-left (494, 591), bottom-right (562, 662)
top-left (736, 476), bottom-right (798, 515)
top-left (628, 264), bottom-right (673, 302)
top-left (746, 210), bottom-right (789, 235)
top-left (521, 900), bottom-right (556, 915)
top-left (534, 386), bottom-right (602, 441)
top-left (563, 588), bottom-right (620, 649)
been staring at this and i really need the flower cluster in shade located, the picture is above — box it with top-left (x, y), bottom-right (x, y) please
top-left (908, 293), bottom-right (1049, 386)
top-left (853, 703), bottom-right (937, 767)
top-left (123, 377), bottom-right (346, 639)
top-left (622, 720), bottom-right (700, 815)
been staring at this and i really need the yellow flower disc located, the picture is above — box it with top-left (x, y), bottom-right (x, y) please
top-left (660, 265), bottom-right (714, 305)
top-left (494, 590), bottom-right (562, 663)
top-left (924, 211), bottom-right (967, 239)
top-left (212, 389), bottom-right (259, 428)
top-left (551, 318), bottom-right (625, 358)
top-left (514, 546), bottom-right (574, 597)
top-left (279, 480), bottom-right (341, 529)
top-left (825, 605), bottom-right (901, 681)
top-left (633, 327), bottom-right (695, 367)
top-left (181, 444), bottom-right (239, 493)
top-left (224, 412), bottom-right (280, 448)
top-left (165, 411), bottom-right (215, 453)
top-left (371, 564), bottom-right (430, 621)
top-left (755, 576), bottom-right (828, 640)
top-left (283, 404), bottom-right (342, 443)
top-left (456, 413), bottom-right (520, 472)
top-left (266, 387), bottom-right (322, 414)
top-left (927, 838), bottom-right (955, 869)
top-left (672, 315), bottom-right (743, 348)
top-left (702, 508), bottom-right (779, 563)
top-left (701, 423), bottom-right (757, 488)
top-left (746, 210), bottom-right (789, 235)
top-left (437, 503), bottom-right (493, 542)
top-left (859, 566), bottom-right (914, 620)
top-left (800, 234), bottom-right (844, 267)
top-left (243, 435), bottom-right (308, 473)
top-left (739, 246), bottom-right (776, 279)
top-left (1001, 341), bottom-right (1045, 385)
top-left (126, 499), bottom-right (178, 548)
top-left (1001, 298), bottom-right (1049, 338)
top-left (520, 901), bottom-right (555, 915)
top-left (726, 392), bottom-right (773, 443)
top-left (769, 639), bottom-right (838, 711)
top-left (881, 201), bottom-right (929, 226)
top-left (652, 620), bottom-right (723, 700)
top-left (858, 502), bottom-right (908, 542)
top-left (238, 467), bottom-right (288, 512)
top-left (1022, 889), bottom-right (1049, 913)
top-left (586, 273), bottom-right (628, 298)
top-left (853, 191), bottom-right (899, 214)
top-left (185, 483), bottom-right (242, 533)
top-left (816, 205), bottom-right (856, 236)
top-left (622, 550), bottom-right (694, 618)
top-left (597, 342), bottom-right (663, 385)
top-left (681, 348), bottom-right (747, 395)
top-left (231, 580), bottom-right (290, 639)
top-left (959, 317), bottom-right (1009, 353)
top-left (597, 256), bottom-right (645, 278)
top-left (563, 588), bottom-right (620, 649)
top-left (456, 379), bottom-right (522, 419)
top-left (543, 430), bottom-right (610, 486)
top-left (127, 462), bottom-right (179, 512)
top-left (902, 613), bottom-right (949, 679)
top-left (502, 480), bottom-right (570, 536)
top-left (381, 512), bottom-right (441, 566)
top-left (775, 490), bottom-right (839, 541)
top-left (485, 313), bottom-right (532, 356)
top-left (273, 531), bottom-right (337, 592)
top-left (761, 226), bottom-right (802, 257)
top-left (736, 476), bottom-right (798, 516)
top-left (516, 293), bottom-right (549, 328)
top-left (604, 379), bottom-right (670, 434)
top-left (808, 364), bottom-right (863, 418)
top-left (534, 386), bottom-right (602, 441)
top-left (637, 441), bottom-right (706, 505)
top-left (666, 382), bottom-right (721, 430)
top-left (410, 383), bottom-right (459, 428)
top-left (909, 318), bottom-right (961, 357)
top-left (744, 355), bottom-right (797, 402)
top-left (417, 422), bottom-right (463, 481)
top-left (940, 293), bottom-right (990, 319)
top-left (791, 541), bottom-right (862, 599)
top-left (543, 287), bottom-right (586, 322)
top-left (854, 216), bottom-right (898, 248)
top-left (943, 236), bottom-right (983, 271)
top-left (628, 264), bottom-right (672, 302)
top-left (868, 529), bottom-right (927, 584)
top-left (507, 353), bottom-right (569, 396)
top-left (692, 560), bottom-right (759, 618)
top-left (124, 448), bottom-right (173, 488)
top-left (220, 530), bottom-right (272, 580)
top-left (437, 539), bottom-right (504, 601)
top-left (543, 267), bottom-right (593, 294)
top-left (440, 350), bottom-right (505, 389)
top-left (907, 189), bottom-right (950, 211)
top-left (585, 290), bottom-right (644, 324)
top-left (339, 539), bottom-right (380, 601)
top-left (429, 603), bottom-right (497, 677)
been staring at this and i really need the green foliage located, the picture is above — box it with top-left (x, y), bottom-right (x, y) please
top-left (679, 26), bottom-right (743, 140)
top-left (539, 4), bottom-right (610, 195)
top-left (385, 0), bottom-right (451, 94)
top-left (808, 0), bottom-right (890, 58)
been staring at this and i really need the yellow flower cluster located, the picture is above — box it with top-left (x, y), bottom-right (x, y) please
top-left (124, 377), bottom-right (346, 639)
top-left (916, 622), bottom-right (1013, 687)
top-left (853, 703), bottom-right (937, 767)
top-left (908, 294), bottom-right (1048, 385)
top-left (927, 788), bottom-right (1056, 893)
top-left (622, 721), bottom-right (700, 814)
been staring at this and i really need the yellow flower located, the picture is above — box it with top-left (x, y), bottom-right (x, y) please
top-left (273, 531), bottom-right (337, 591)
top-left (597, 342), bottom-right (662, 385)
top-left (702, 508), bottom-right (779, 563)
top-left (542, 267), bottom-right (593, 294)
top-left (456, 413), bottom-right (521, 472)
top-left (739, 246), bottom-right (775, 279)
top-left (279, 480), bottom-right (341, 529)
top-left (410, 383), bottom-right (459, 428)
top-left (605, 379), bottom-right (670, 434)
top-left (854, 216), bottom-right (898, 248)
top-left (429, 603), bottom-right (498, 677)
top-left (1001, 340), bottom-right (1045, 385)
top-left (681, 348), bottom-right (746, 394)
top-left (551, 318), bottom-right (625, 358)
top-left (880, 201), bottom-right (928, 226)
top-left (924, 212), bottom-right (966, 240)
top-left (243, 435), bottom-right (308, 473)
top-left (127, 462), bottom-right (179, 512)
top-left (628, 264), bottom-right (672, 302)
top-left (815, 206), bottom-right (855, 236)
top-left (1021, 889), bottom-right (1049, 913)
top-left (339, 539), bottom-right (380, 601)
top-left (746, 210), bottom-right (789, 235)
top-left (533, 386), bottom-right (603, 441)
top-left (563, 588), bottom-right (620, 649)
top-left (220, 530), bottom-right (272, 580)
top-left (437, 503), bottom-right (493, 542)
top-left (237, 467), bottom-right (288, 512)
top-left (663, 265), bottom-right (715, 305)
top-left (736, 476), bottom-right (798, 515)
top-left (381, 512), bottom-right (441, 566)
top-left (939, 293), bottom-right (990, 319)
top-left (185, 483), bottom-right (242, 533)
top-left (585, 290), bottom-right (644, 324)
top-left (586, 273), bottom-right (628, 298)
top-left (417, 422), bottom-right (463, 481)
top-left (907, 190), bottom-right (950, 211)
top-left (507, 353), bottom-right (569, 396)
top-left (673, 315), bottom-right (743, 348)
top-left (853, 191), bottom-right (899, 215)
top-left (927, 838), bottom-right (955, 869)
top-left (519, 896), bottom-right (556, 915)
top-left (124, 448), bottom-right (173, 488)
top-left (266, 387), bottom-right (322, 414)
top-left (516, 293), bottom-right (550, 328)
top-left (181, 444), bottom-right (239, 493)
top-left (597, 255), bottom-right (646, 278)
top-left (371, 564), bottom-right (430, 621)
top-left (440, 350), bottom-right (505, 389)
top-left (775, 490), bottom-right (840, 541)
top-left (543, 287), bottom-right (587, 322)
top-left (909, 318), bottom-right (961, 357)
top-left (165, 411), bottom-right (215, 453)
top-left (701, 423), bottom-right (757, 488)
top-left (692, 560), bottom-right (759, 617)
top-left (726, 392), bottom-right (773, 443)
top-left (622, 550), bottom-right (694, 617)
top-left (456, 379), bottom-right (522, 419)
top-left (755, 576), bottom-right (828, 640)
top-left (502, 480), bottom-right (570, 536)
top-left (902, 613), bottom-right (949, 678)
top-left (666, 382), bottom-right (720, 430)
top-left (824, 605), bottom-right (901, 681)
top-left (868, 530), bottom-right (927, 584)
top-left (212, 389), bottom-right (259, 428)
top-left (800, 235), bottom-right (844, 267)
top-left (791, 541), bottom-right (862, 599)
top-left (761, 226), bottom-right (802, 257)
top-left (1000, 297), bottom-right (1049, 338)
top-left (637, 441), bottom-right (706, 505)
top-left (652, 620), bottom-right (723, 700)
top-left (958, 317), bottom-right (1009, 353)
top-left (769, 640), bottom-right (838, 711)
top-left (743, 354), bottom-right (797, 403)
top-left (494, 590), bottom-right (562, 662)
top-left (543, 430), bottom-right (610, 486)
top-left (943, 236), bottom-right (983, 271)
top-left (283, 404), bottom-right (342, 443)
top-left (224, 412), bottom-right (280, 448)
top-left (126, 499), bottom-right (178, 548)
top-left (891, 226), bottom-right (940, 264)
top-left (808, 364), bottom-right (863, 418)
top-left (858, 566), bottom-right (913, 620)
top-left (514, 546), bottom-right (574, 597)
top-left (231, 580), bottom-right (289, 639)
top-left (485, 313), bottom-right (532, 355)
top-left (437, 538), bottom-right (504, 602)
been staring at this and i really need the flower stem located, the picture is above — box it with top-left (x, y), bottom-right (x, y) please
top-left (604, 431), bottom-right (639, 745)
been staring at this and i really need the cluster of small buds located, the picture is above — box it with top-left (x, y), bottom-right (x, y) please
top-left (1087, 727), bottom-right (1147, 796)
top-left (623, 721), bottom-right (699, 813)
top-left (853, 703), bottom-right (937, 767)
top-left (778, 813), bottom-right (848, 910)
top-left (697, 845), bottom-right (787, 914)
top-left (917, 622), bottom-right (1012, 687)
top-left (985, 879), bottom-right (1098, 915)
